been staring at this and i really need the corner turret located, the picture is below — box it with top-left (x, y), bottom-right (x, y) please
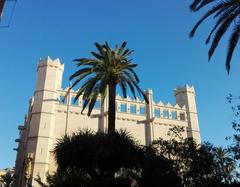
top-left (174, 85), bottom-right (201, 144)
top-left (26, 57), bottom-right (64, 186)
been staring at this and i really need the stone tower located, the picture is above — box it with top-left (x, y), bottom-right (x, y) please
top-left (174, 85), bottom-right (201, 144)
top-left (25, 57), bottom-right (64, 186)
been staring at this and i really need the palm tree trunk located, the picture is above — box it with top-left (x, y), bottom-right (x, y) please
top-left (108, 81), bottom-right (116, 134)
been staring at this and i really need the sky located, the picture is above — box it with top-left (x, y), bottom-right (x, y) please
top-left (0, 0), bottom-right (240, 169)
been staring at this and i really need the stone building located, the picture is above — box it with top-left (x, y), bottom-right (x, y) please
top-left (14, 57), bottom-right (201, 187)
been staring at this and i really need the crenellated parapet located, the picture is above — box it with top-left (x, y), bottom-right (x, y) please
top-left (38, 57), bottom-right (64, 72)
top-left (56, 87), bottom-right (188, 123)
top-left (55, 85), bottom-right (198, 146)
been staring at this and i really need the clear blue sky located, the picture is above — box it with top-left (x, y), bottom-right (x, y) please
top-left (0, 0), bottom-right (240, 169)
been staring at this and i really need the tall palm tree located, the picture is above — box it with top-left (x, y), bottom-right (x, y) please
top-left (66, 42), bottom-right (148, 134)
top-left (190, 0), bottom-right (240, 73)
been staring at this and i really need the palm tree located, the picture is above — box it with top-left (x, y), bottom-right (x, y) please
top-left (51, 130), bottom-right (144, 186)
top-left (51, 130), bottom-right (180, 187)
top-left (214, 147), bottom-right (236, 184)
top-left (190, 0), bottom-right (240, 73)
top-left (66, 42), bottom-right (148, 134)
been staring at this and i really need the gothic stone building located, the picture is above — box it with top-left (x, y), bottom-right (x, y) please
top-left (14, 57), bottom-right (201, 187)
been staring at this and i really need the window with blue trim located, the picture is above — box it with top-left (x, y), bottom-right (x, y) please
top-left (140, 106), bottom-right (145, 115)
top-left (171, 111), bottom-right (177, 120)
top-left (163, 110), bottom-right (169, 118)
top-left (94, 100), bottom-right (101, 109)
top-left (120, 103), bottom-right (127, 112)
top-left (154, 108), bottom-right (161, 118)
top-left (130, 105), bottom-right (136, 114)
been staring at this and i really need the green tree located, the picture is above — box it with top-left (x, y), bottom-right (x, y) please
top-left (226, 94), bottom-right (240, 180)
top-left (151, 126), bottom-right (239, 186)
top-left (152, 138), bottom-right (220, 186)
top-left (52, 130), bottom-right (144, 186)
top-left (214, 147), bottom-right (237, 184)
top-left (190, 0), bottom-right (240, 73)
top-left (140, 146), bottom-right (181, 187)
top-left (41, 130), bottom-right (181, 187)
top-left (66, 42), bottom-right (148, 134)
top-left (36, 127), bottom-right (240, 186)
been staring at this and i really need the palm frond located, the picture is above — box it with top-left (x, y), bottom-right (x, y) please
top-left (94, 42), bottom-right (104, 55)
top-left (69, 68), bottom-right (92, 80)
top-left (226, 24), bottom-right (240, 73)
top-left (119, 81), bottom-right (127, 98)
top-left (190, 0), bottom-right (216, 11)
top-left (118, 41), bottom-right (127, 55)
top-left (122, 70), bottom-right (139, 84)
top-left (190, 1), bottom-right (235, 38)
top-left (126, 67), bottom-right (140, 83)
top-left (131, 80), bottom-right (149, 104)
top-left (205, 5), bottom-right (238, 44)
top-left (74, 77), bottom-right (99, 103)
top-left (74, 58), bottom-right (99, 67)
top-left (190, 0), bottom-right (240, 73)
top-left (126, 80), bottom-right (137, 99)
top-left (91, 52), bottom-right (103, 60)
top-left (87, 90), bottom-right (100, 116)
top-left (208, 10), bottom-right (239, 60)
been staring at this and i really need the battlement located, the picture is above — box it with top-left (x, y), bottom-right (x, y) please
top-left (38, 56), bottom-right (64, 72)
top-left (56, 88), bottom-right (188, 122)
top-left (174, 84), bottom-right (195, 96)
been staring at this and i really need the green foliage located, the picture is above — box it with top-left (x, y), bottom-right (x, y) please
top-left (190, 0), bottom-right (215, 11)
top-left (51, 130), bottom-right (144, 186)
top-left (37, 128), bottom-right (239, 187)
top-left (152, 137), bottom-right (218, 186)
top-left (226, 94), bottom-right (240, 171)
top-left (152, 126), bottom-right (239, 186)
top-left (44, 130), bottom-right (180, 186)
top-left (190, 0), bottom-right (240, 73)
top-left (54, 130), bottom-right (143, 176)
top-left (140, 146), bottom-right (181, 187)
top-left (214, 147), bottom-right (237, 184)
